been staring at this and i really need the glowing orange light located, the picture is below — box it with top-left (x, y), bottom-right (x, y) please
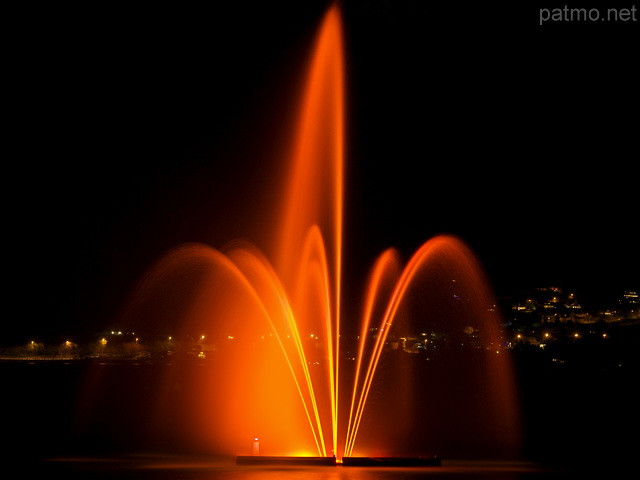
top-left (105, 3), bottom-right (522, 462)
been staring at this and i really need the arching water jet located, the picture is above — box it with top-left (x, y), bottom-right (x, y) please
top-left (75, 3), bottom-right (522, 463)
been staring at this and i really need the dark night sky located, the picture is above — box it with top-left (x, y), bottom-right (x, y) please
top-left (4, 1), bottom-right (638, 343)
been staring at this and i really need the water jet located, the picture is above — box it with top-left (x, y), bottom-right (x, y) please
top-left (78, 3), bottom-right (522, 464)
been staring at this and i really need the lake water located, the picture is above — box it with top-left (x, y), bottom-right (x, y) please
top-left (26, 455), bottom-right (594, 479)
top-left (3, 358), bottom-right (637, 478)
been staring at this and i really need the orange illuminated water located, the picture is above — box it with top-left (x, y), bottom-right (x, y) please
top-left (79, 4), bottom-right (521, 461)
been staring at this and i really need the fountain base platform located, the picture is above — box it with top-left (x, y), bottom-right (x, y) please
top-left (236, 456), bottom-right (337, 466)
top-left (236, 455), bottom-right (441, 467)
top-left (341, 456), bottom-right (441, 467)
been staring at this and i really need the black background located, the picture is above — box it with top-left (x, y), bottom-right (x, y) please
top-left (4, 1), bottom-right (638, 343)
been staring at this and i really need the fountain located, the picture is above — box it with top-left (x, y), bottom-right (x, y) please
top-left (75, 4), bottom-right (521, 465)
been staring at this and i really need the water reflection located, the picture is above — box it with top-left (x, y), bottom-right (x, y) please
top-left (40, 456), bottom-right (568, 480)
